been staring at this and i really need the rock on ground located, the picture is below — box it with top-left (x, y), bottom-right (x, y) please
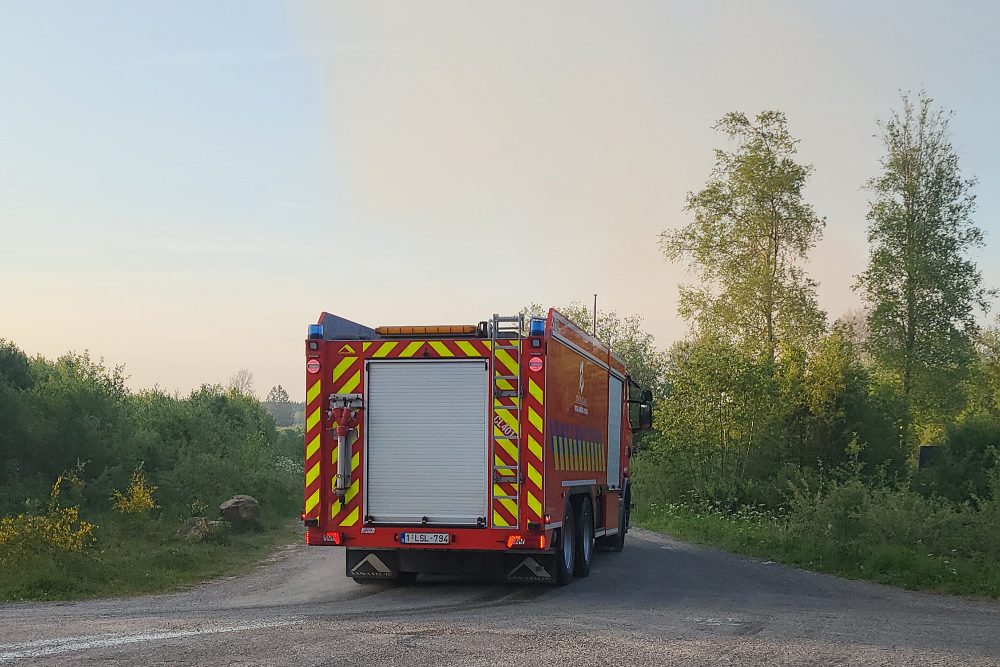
top-left (218, 495), bottom-right (260, 530)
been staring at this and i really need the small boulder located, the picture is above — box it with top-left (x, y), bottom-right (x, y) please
top-left (177, 516), bottom-right (210, 542)
top-left (219, 495), bottom-right (260, 531)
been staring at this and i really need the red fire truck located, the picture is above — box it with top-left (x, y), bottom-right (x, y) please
top-left (301, 309), bottom-right (653, 584)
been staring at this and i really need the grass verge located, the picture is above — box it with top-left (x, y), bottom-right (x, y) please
top-left (635, 503), bottom-right (1000, 598)
top-left (0, 512), bottom-right (299, 602)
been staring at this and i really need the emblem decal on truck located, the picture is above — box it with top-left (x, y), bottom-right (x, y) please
top-left (507, 557), bottom-right (552, 581)
top-left (350, 553), bottom-right (393, 577)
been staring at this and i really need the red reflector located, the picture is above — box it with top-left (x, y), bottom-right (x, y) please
top-left (506, 534), bottom-right (546, 549)
top-left (324, 531), bottom-right (343, 545)
top-left (306, 359), bottom-right (321, 374)
top-left (528, 357), bottom-right (543, 372)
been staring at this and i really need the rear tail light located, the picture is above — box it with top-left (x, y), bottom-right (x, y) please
top-left (324, 531), bottom-right (343, 545)
top-left (506, 534), bottom-right (547, 550)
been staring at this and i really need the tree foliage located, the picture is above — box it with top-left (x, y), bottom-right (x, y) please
top-left (856, 91), bottom-right (992, 438)
top-left (0, 343), bottom-right (300, 518)
top-left (661, 111), bottom-right (826, 360)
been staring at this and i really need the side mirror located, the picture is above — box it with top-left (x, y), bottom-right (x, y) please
top-left (627, 399), bottom-right (654, 432)
top-left (638, 402), bottom-right (653, 431)
top-left (642, 389), bottom-right (653, 403)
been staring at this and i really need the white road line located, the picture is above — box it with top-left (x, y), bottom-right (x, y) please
top-left (0, 618), bottom-right (299, 663)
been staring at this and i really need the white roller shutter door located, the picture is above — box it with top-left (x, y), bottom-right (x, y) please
top-left (365, 360), bottom-right (488, 525)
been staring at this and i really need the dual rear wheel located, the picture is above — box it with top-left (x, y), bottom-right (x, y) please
top-left (556, 495), bottom-right (596, 585)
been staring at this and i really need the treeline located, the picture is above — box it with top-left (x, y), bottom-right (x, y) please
top-left (0, 342), bottom-right (302, 520)
top-left (584, 92), bottom-right (999, 593)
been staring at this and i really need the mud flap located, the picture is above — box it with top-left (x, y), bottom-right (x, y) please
top-left (346, 549), bottom-right (398, 580)
top-left (504, 552), bottom-right (557, 583)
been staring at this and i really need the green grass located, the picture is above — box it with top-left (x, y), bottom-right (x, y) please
top-left (635, 503), bottom-right (1000, 598)
top-left (0, 512), bottom-right (299, 602)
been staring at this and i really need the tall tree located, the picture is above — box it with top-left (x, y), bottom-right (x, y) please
top-left (266, 385), bottom-right (290, 404)
top-left (227, 369), bottom-right (255, 397)
top-left (856, 91), bottom-right (991, 442)
top-left (661, 111), bottom-right (826, 360)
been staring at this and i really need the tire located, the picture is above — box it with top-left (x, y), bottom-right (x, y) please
top-left (556, 500), bottom-right (576, 585)
top-left (574, 496), bottom-right (594, 577)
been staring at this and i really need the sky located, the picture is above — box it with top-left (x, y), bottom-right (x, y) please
top-left (2, 1), bottom-right (999, 401)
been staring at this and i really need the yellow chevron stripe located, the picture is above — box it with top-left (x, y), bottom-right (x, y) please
top-left (373, 341), bottom-right (397, 358)
top-left (399, 341), bottom-right (423, 357)
top-left (307, 380), bottom-right (321, 405)
top-left (340, 506), bottom-right (359, 527)
top-left (331, 356), bottom-right (355, 383)
top-left (495, 378), bottom-right (514, 392)
top-left (498, 437), bottom-right (518, 461)
top-left (496, 409), bottom-right (519, 434)
top-left (304, 489), bottom-right (319, 513)
top-left (527, 491), bottom-right (542, 516)
top-left (494, 454), bottom-right (515, 475)
top-left (351, 451), bottom-right (360, 471)
top-left (429, 341), bottom-right (454, 357)
top-left (456, 341), bottom-right (481, 357)
top-left (306, 407), bottom-right (321, 432)
top-left (345, 479), bottom-right (360, 503)
top-left (493, 510), bottom-right (510, 527)
top-left (528, 407), bottom-right (543, 433)
top-left (494, 348), bottom-right (518, 376)
top-left (340, 369), bottom-right (361, 394)
top-left (527, 463), bottom-right (542, 487)
top-left (500, 498), bottom-right (518, 517)
top-left (528, 379), bottom-right (543, 404)
top-left (331, 498), bottom-right (340, 515)
top-left (305, 462), bottom-right (320, 487)
top-left (362, 342), bottom-right (371, 351)
top-left (306, 433), bottom-right (321, 459)
top-left (528, 434), bottom-right (542, 460)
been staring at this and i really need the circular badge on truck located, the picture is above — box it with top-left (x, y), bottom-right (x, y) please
top-left (528, 357), bottom-right (543, 372)
top-left (306, 359), bottom-right (321, 374)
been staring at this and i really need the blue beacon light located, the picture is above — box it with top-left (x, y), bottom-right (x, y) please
top-left (529, 318), bottom-right (545, 337)
top-left (307, 324), bottom-right (324, 340)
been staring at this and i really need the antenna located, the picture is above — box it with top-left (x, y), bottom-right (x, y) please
top-left (593, 293), bottom-right (597, 337)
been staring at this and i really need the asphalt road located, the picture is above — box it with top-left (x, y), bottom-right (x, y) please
top-left (0, 528), bottom-right (998, 666)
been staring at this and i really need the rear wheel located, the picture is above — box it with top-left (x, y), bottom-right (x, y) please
top-left (574, 496), bottom-right (594, 577)
top-left (556, 500), bottom-right (576, 585)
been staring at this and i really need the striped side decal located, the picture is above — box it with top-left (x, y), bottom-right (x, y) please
top-left (303, 372), bottom-right (323, 518)
top-left (523, 375), bottom-right (545, 523)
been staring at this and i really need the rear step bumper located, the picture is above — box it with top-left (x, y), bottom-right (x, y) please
top-left (346, 548), bottom-right (557, 583)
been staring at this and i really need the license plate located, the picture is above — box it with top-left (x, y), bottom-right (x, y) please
top-left (400, 532), bottom-right (450, 545)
